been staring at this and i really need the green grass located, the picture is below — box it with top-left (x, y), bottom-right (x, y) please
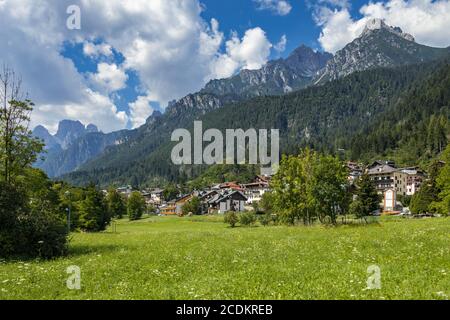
top-left (0, 216), bottom-right (449, 300)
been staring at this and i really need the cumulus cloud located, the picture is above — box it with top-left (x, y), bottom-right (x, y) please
top-left (88, 63), bottom-right (128, 93)
top-left (0, 0), bottom-right (276, 132)
top-left (210, 27), bottom-right (273, 79)
top-left (254, 0), bottom-right (292, 16)
top-left (83, 42), bottom-right (113, 58)
top-left (315, 0), bottom-right (450, 53)
top-left (128, 95), bottom-right (155, 129)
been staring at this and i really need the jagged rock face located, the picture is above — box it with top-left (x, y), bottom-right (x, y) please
top-left (201, 45), bottom-right (331, 98)
top-left (284, 45), bottom-right (333, 77)
top-left (86, 124), bottom-right (99, 133)
top-left (33, 120), bottom-right (133, 177)
top-left (362, 18), bottom-right (415, 42)
top-left (166, 93), bottom-right (224, 118)
top-left (315, 19), bottom-right (449, 84)
top-left (32, 125), bottom-right (60, 150)
top-left (54, 120), bottom-right (87, 149)
top-left (163, 45), bottom-right (331, 119)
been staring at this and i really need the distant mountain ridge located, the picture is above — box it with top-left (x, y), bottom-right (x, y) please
top-left (35, 19), bottom-right (450, 183)
top-left (33, 120), bottom-right (133, 177)
top-left (314, 18), bottom-right (450, 84)
top-left (34, 45), bottom-right (331, 178)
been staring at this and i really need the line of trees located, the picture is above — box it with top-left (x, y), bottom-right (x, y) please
top-left (410, 145), bottom-right (450, 216)
top-left (268, 148), bottom-right (381, 226)
top-left (0, 66), bottom-right (68, 258)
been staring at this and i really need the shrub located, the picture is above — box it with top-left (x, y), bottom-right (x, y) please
top-left (182, 196), bottom-right (202, 216)
top-left (258, 213), bottom-right (272, 226)
top-left (239, 211), bottom-right (257, 226)
top-left (224, 211), bottom-right (238, 228)
top-left (0, 177), bottom-right (68, 259)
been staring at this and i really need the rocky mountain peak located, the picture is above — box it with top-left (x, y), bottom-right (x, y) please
top-left (361, 18), bottom-right (415, 42)
top-left (86, 124), bottom-right (99, 133)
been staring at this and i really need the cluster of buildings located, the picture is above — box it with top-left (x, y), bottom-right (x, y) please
top-left (346, 160), bottom-right (427, 212)
top-left (115, 160), bottom-right (429, 216)
top-left (116, 175), bottom-right (271, 216)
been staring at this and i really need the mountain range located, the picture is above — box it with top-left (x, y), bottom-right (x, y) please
top-left (33, 19), bottom-right (450, 186)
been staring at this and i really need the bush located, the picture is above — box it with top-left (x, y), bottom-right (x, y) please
top-left (258, 213), bottom-right (272, 226)
top-left (16, 208), bottom-right (68, 259)
top-left (224, 211), bottom-right (238, 228)
top-left (239, 211), bottom-right (257, 226)
top-left (0, 178), bottom-right (68, 259)
top-left (182, 196), bottom-right (202, 216)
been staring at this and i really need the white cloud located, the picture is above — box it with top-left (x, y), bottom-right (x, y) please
top-left (254, 0), bottom-right (292, 16)
top-left (83, 42), bottom-right (113, 58)
top-left (88, 63), bottom-right (128, 93)
top-left (0, 0), bottom-right (276, 132)
top-left (316, 0), bottom-right (450, 53)
top-left (210, 27), bottom-right (273, 79)
top-left (274, 34), bottom-right (288, 53)
top-left (33, 89), bottom-right (128, 134)
top-left (128, 95), bottom-right (155, 129)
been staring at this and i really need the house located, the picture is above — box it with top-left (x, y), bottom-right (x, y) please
top-left (160, 202), bottom-right (176, 215)
top-left (241, 180), bottom-right (270, 204)
top-left (346, 162), bottom-right (363, 184)
top-left (399, 167), bottom-right (426, 196)
top-left (147, 188), bottom-right (164, 206)
top-left (117, 185), bottom-right (133, 197)
top-left (218, 182), bottom-right (244, 191)
top-left (367, 161), bottom-right (408, 196)
top-left (207, 190), bottom-right (248, 214)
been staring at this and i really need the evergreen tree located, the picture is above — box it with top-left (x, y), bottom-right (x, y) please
top-left (410, 184), bottom-right (438, 214)
top-left (79, 185), bottom-right (110, 232)
top-left (431, 145), bottom-right (450, 215)
top-left (128, 191), bottom-right (146, 221)
top-left (354, 174), bottom-right (380, 218)
top-left (107, 187), bottom-right (126, 219)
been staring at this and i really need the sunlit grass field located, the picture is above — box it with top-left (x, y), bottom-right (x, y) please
top-left (0, 216), bottom-right (448, 300)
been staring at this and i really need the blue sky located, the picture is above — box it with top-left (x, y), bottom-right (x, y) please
top-left (0, 0), bottom-right (449, 133)
top-left (58, 0), bottom-right (372, 126)
top-left (200, 0), bottom-right (368, 58)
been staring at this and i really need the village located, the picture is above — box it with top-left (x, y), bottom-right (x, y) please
top-left (112, 160), bottom-right (436, 217)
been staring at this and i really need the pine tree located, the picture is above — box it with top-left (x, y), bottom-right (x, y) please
top-left (107, 187), bottom-right (126, 219)
top-left (354, 174), bottom-right (380, 218)
top-left (127, 191), bottom-right (146, 221)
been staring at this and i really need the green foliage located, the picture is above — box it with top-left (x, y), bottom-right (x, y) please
top-left (78, 185), bottom-right (110, 231)
top-left (147, 204), bottom-right (157, 215)
top-left (0, 68), bottom-right (67, 258)
top-left (271, 149), bottom-right (350, 225)
top-left (224, 211), bottom-right (238, 228)
top-left (239, 211), bottom-right (257, 226)
top-left (0, 171), bottom-right (68, 258)
top-left (410, 184), bottom-right (437, 214)
top-left (182, 196), bottom-right (202, 216)
top-left (259, 192), bottom-right (274, 215)
top-left (127, 191), bottom-right (146, 221)
top-left (398, 194), bottom-right (412, 207)
top-left (65, 59), bottom-right (450, 187)
top-left (430, 145), bottom-right (450, 216)
top-left (189, 164), bottom-right (259, 190)
top-left (258, 213), bottom-right (272, 227)
top-left (106, 187), bottom-right (126, 219)
top-left (354, 174), bottom-right (381, 218)
top-left (1, 216), bottom-right (449, 299)
top-left (163, 184), bottom-right (178, 202)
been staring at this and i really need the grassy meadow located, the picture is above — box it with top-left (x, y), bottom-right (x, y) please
top-left (0, 216), bottom-right (448, 300)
